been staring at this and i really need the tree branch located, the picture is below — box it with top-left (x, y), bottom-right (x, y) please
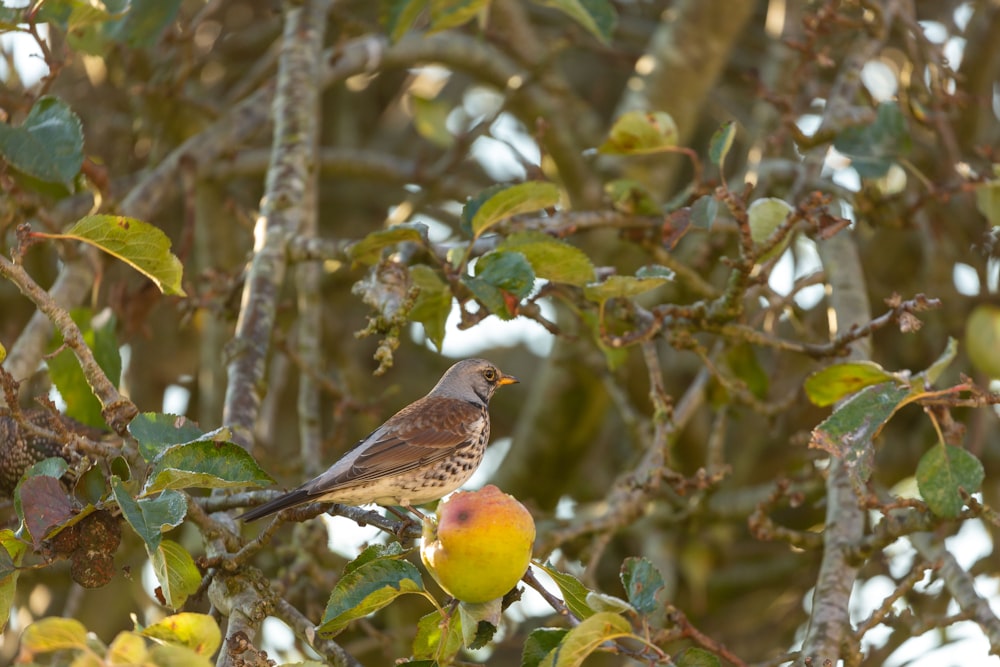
top-left (0, 254), bottom-right (136, 434)
top-left (324, 32), bottom-right (602, 206)
top-left (612, 0), bottom-right (758, 192)
top-left (221, 0), bottom-right (329, 451)
top-left (211, 2), bottom-right (334, 666)
top-left (0, 250), bottom-right (95, 405)
top-left (910, 532), bottom-right (1000, 654)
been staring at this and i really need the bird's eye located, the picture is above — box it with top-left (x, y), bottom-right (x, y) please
top-left (483, 368), bottom-right (497, 382)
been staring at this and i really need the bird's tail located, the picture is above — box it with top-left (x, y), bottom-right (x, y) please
top-left (238, 487), bottom-right (313, 522)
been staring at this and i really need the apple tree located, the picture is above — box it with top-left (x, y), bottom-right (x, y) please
top-left (1, 1), bottom-right (999, 666)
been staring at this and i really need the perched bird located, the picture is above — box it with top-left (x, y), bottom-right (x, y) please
top-left (240, 358), bottom-right (518, 521)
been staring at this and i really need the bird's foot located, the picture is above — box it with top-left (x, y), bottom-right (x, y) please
top-left (386, 505), bottom-right (424, 542)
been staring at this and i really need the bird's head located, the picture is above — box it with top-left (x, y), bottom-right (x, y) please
top-left (429, 358), bottom-right (519, 405)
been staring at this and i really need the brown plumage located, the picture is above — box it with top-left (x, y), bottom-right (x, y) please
top-left (240, 358), bottom-right (518, 521)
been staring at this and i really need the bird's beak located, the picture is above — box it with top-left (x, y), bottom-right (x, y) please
top-left (499, 373), bottom-right (519, 386)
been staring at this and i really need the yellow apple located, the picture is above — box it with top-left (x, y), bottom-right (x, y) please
top-left (420, 485), bottom-right (535, 604)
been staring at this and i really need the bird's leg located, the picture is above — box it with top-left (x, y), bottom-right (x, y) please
top-left (403, 504), bottom-right (429, 521)
top-left (384, 505), bottom-right (426, 542)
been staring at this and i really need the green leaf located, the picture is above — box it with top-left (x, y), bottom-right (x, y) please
top-left (916, 444), bottom-right (984, 518)
top-left (53, 0), bottom-right (128, 54)
top-left (410, 265), bottom-right (452, 351)
top-left (144, 438), bottom-right (274, 494)
top-left (464, 182), bottom-right (561, 238)
top-left (722, 343), bottom-right (769, 400)
top-left (598, 110), bottom-right (678, 155)
top-left (809, 382), bottom-right (912, 491)
top-left (384, 0), bottom-right (426, 42)
top-left (499, 231), bottom-right (596, 286)
top-left (344, 542), bottom-right (406, 576)
top-left (0, 539), bottom-right (14, 583)
top-left (37, 1), bottom-right (125, 55)
top-left (974, 174), bottom-right (1000, 226)
top-left (474, 250), bottom-right (538, 298)
top-left (47, 308), bottom-right (120, 427)
top-left (67, 1), bottom-right (120, 32)
top-left (78, 465), bottom-right (108, 505)
top-left (40, 215), bottom-right (186, 296)
top-left (675, 647), bottom-right (722, 667)
top-left (142, 612), bottom-right (221, 656)
top-left (532, 562), bottom-right (596, 620)
top-left (429, 0), bottom-right (489, 33)
top-left (604, 179), bottom-right (661, 216)
top-left (104, 0), bottom-right (182, 48)
top-left (522, 628), bottom-right (569, 667)
top-left (0, 4), bottom-right (23, 23)
top-left (583, 273), bottom-right (669, 304)
top-left (580, 311), bottom-right (629, 370)
top-left (709, 121), bottom-right (737, 168)
top-left (533, 0), bottom-right (617, 44)
top-left (317, 558), bottom-right (424, 637)
top-left (19, 617), bottom-right (89, 653)
top-left (89, 312), bottom-right (123, 387)
top-left (112, 477), bottom-right (186, 551)
top-left (129, 412), bottom-right (207, 462)
top-left (833, 102), bottom-right (911, 178)
top-left (690, 195), bottom-right (718, 230)
top-left (25, 455), bottom-right (71, 481)
top-left (747, 197), bottom-right (794, 262)
top-left (413, 608), bottom-right (463, 662)
top-left (804, 361), bottom-right (898, 407)
top-left (0, 96), bottom-right (83, 185)
top-left (461, 183), bottom-right (505, 236)
top-left (922, 336), bottom-right (958, 385)
top-left (148, 541), bottom-right (203, 609)
top-left (463, 250), bottom-right (536, 319)
top-left (620, 557), bottom-right (665, 617)
top-left (539, 612), bottom-right (632, 667)
top-left (0, 530), bottom-right (28, 632)
top-left (349, 222), bottom-right (429, 266)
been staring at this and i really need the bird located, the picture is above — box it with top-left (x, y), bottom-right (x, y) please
top-left (239, 358), bottom-right (518, 522)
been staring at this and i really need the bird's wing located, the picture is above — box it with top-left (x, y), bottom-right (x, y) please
top-left (309, 397), bottom-right (486, 489)
top-left (239, 397), bottom-right (487, 520)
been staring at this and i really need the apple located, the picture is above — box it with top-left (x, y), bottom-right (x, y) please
top-left (421, 485), bottom-right (535, 604)
top-left (966, 304), bottom-right (1000, 379)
